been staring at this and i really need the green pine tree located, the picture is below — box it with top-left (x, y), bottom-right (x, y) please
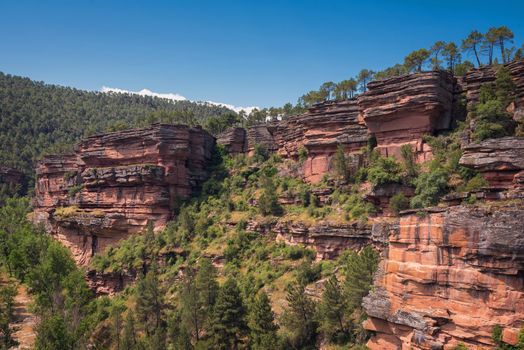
top-left (319, 274), bottom-right (349, 344)
top-left (280, 282), bottom-right (317, 349)
top-left (121, 313), bottom-right (137, 350)
top-left (135, 263), bottom-right (164, 336)
top-left (248, 291), bottom-right (279, 350)
top-left (210, 278), bottom-right (247, 350)
top-left (343, 246), bottom-right (379, 312)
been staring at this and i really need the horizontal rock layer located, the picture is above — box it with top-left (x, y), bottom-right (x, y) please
top-left (358, 70), bottom-right (456, 161)
top-left (274, 220), bottom-right (372, 260)
top-left (33, 124), bottom-right (214, 264)
top-left (460, 136), bottom-right (524, 189)
top-left (363, 204), bottom-right (524, 350)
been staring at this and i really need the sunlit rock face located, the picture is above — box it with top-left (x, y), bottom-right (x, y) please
top-left (33, 124), bottom-right (214, 265)
top-left (218, 100), bottom-right (368, 183)
top-left (363, 205), bottom-right (524, 350)
top-left (276, 100), bottom-right (369, 182)
top-left (358, 70), bottom-right (456, 163)
top-left (460, 136), bottom-right (524, 190)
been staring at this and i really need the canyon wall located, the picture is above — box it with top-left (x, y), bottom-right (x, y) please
top-left (33, 124), bottom-right (214, 264)
top-left (218, 70), bottom-right (460, 181)
top-left (357, 70), bottom-right (456, 161)
top-left (363, 204), bottom-right (524, 350)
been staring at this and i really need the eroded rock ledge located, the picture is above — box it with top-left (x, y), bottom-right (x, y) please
top-left (363, 204), bottom-right (524, 350)
top-left (33, 124), bottom-right (214, 265)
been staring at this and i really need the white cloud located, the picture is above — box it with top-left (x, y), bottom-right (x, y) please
top-left (101, 86), bottom-right (258, 114)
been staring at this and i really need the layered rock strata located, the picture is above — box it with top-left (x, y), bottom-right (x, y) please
top-left (363, 205), bottom-right (524, 350)
top-left (274, 220), bottom-right (372, 260)
top-left (33, 124), bottom-right (214, 264)
top-left (218, 100), bottom-right (369, 182)
top-left (358, 71), bottom-right (456, 161)
top-left (277, 100), bottom-right (368, 182)
top-left (459, 136), bottom-right (524, 190)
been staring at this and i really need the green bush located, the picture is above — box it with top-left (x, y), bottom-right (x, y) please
top-left (298, 147), bottom-right (308, 163)
top-left (296, 259), bottom-right (322, 285)
top-left (464, 174), bottom-right (489, 192)
top-left (367, 155), bottom-right (402, 186)
top-left (471, 66), bottom-right (517, 142)
top-left (410, 167), bottom-right (448, 208)
top-left (389, 192), bottom-right (409, 215)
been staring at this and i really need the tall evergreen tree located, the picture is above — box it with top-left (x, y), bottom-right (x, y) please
top-left (333, 144), bottom-right (349, 181)
top-left (343, 246), bottom-right (379, 311)
top-left (461, 30), bottom-right (484, 67)
top-left (430, 41), bottom-right (446, 69)
top-left (121, 313), bottom-right (137, 350)
top-left (135, 263), bottom-right (164, 336)
top-left (318, 274), bottom-right (349, 344)
top-left (248, 291), bottom-right (279, 350)
top-left (280, 282), bottom-right (317, 349)
top-left (210, 278), bottom-right (247, 350)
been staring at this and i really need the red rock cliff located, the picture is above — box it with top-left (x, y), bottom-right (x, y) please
top-left (33, 124), bottom-right (214, 264)
top-left (363, 205), bottom-right (524, 350)
top-left (460, 136), bottom-right (524, 191)
top-left (358, 70), bottom-right (456, 162)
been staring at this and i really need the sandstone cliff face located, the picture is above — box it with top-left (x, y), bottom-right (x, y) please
top-left (274, 220), bottom-right (372, 260)
top-left (358, 71), bottom-right (456, 162)
top-left (460, 136), bottom-right (524, 190)
top-left (216, 127), bottom-right (247, 154)
top-left (363, 205), bottom-right (524, 350)
top-left (218, 100), bottom-right (368, 182)
top-left (276, 100), bottom-right (368, 182)
top-left (33, 124), bottom-right (214, 264)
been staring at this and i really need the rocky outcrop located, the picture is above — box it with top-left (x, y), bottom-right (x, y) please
top-left (33, 124), bottom-right (214, 265)
top-left (218, 100), bottom-right (369, 182)
top-left (463, 59), bottom-right (524, 120)
top-left (274, 220), bottom-right (372, 260)
top-left (216, 127), bottom-right (247, 154)
top-left (276, 100), bottom-right (369, 182)
top-left (363, 205), bottom-right (524, 350)
top-left (459, 136), bottom-right (524, 189)
top-left (358, 71), bottom-right (456, 162)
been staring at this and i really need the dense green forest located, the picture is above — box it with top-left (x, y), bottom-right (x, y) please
top-left (0, 72), bottom-right (235, 186)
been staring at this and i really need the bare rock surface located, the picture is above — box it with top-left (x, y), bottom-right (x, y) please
top-left (33, 124), bottom-right (215, 265)
top-left (363, 204), bottom-right (524, 350)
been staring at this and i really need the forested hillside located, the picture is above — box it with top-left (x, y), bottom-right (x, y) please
top-left (0, 72), bottom-right (234, 187)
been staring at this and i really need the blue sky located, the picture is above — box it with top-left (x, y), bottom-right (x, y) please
top-left (1, 0), bottom-right (523, 108)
